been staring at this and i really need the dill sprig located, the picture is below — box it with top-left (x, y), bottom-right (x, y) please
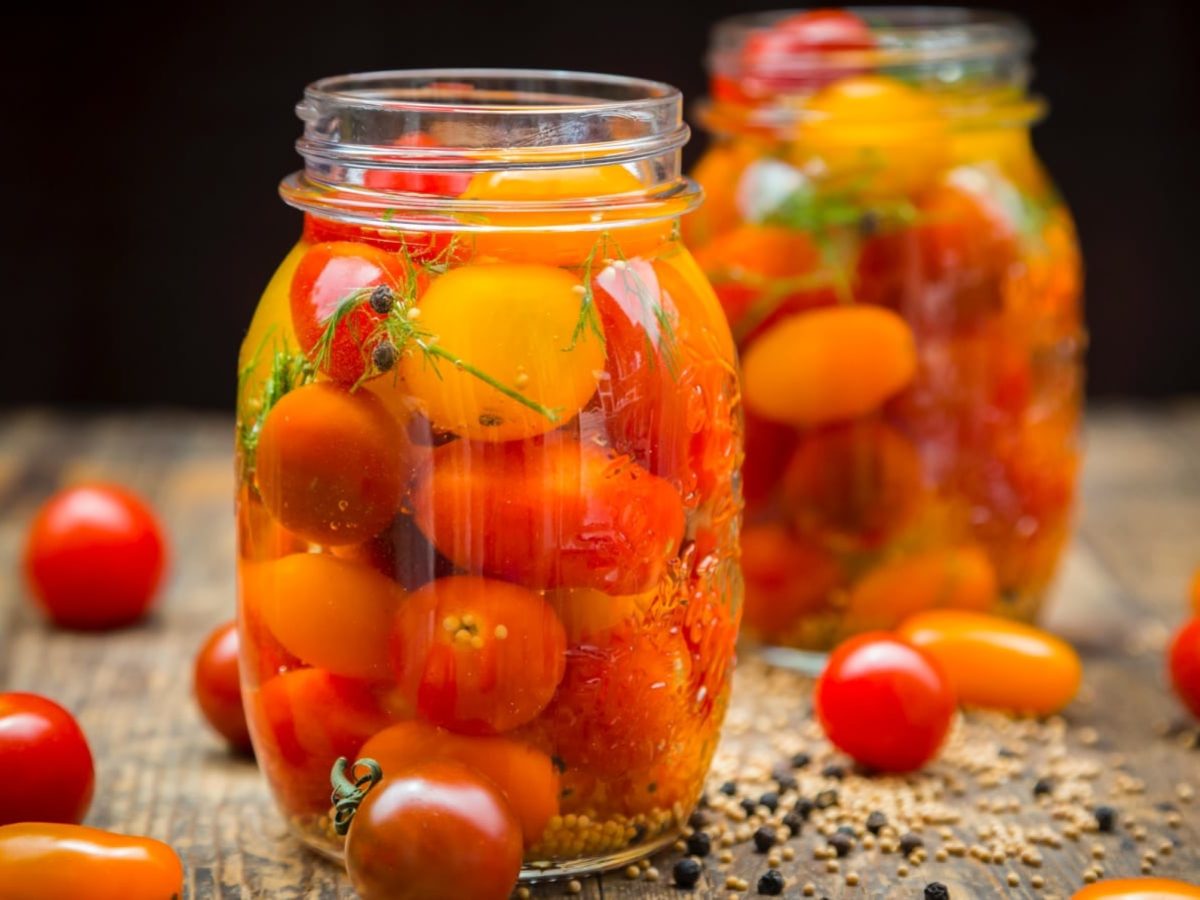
top-left (236, 328), bottom-right (313, 472)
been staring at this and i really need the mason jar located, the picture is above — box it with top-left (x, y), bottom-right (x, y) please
top-left (235, 69), bottom-right (742, 878)
top-left (686, 9), bottom-right (1083, 652)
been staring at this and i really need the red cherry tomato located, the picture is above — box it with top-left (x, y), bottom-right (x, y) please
top-left (23, 484), bottom-right (167, 630)
top-left (1169, 617), bottom-right (1200, 720)
top-left (289, 241), bottom-right (414, 384)
top-left (362, 133), bottom-right (474, 197)
top-left (391, 576), bottom-right (566, 735)
top-left (738, 9), bottom-right (875, 95)
top-left (343, 761), bottom-right (523, 900)
top-left (0, 693), bottom-right (95, 826)
top-left (815, 633), bottom-right (955, 773)
top-left (302, 214), bottom-right (461, 262)
top-left (193, 620), bottom-right (252, 753)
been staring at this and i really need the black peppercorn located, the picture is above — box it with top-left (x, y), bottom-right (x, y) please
top-left (757, 869), bottom-right (785, 895)
top-left (685, 831), bottom-right (711, 858)
top-left (740, 797), bottom-right (759, 816)
top-left (1033, 777), bottom-right (1054, 797)
top-left (899, 833), bottom-right (924, 856)
top-left (673, 857), bottom-right (702, 889)
top-left (865, 811), bottom-right (887, 835)
top-left (924, 883), bottom-right (950, 900)
top-left (719, 780), bottom-right (737, 796)
top-left (794, 797), bottom-right (815, 820)
top-left (828, 832), bottom-right (854, 857)
top-left (759, 791), bottom-right (780, 813)
top-left (369, 284), bottom-right (395, 314)
top-left (372, 340), bottom-right (397, 372)
top-left (1094, 804), bottom-right (1117, 832)
top-left (772, 769), bottom-right (798, 791)
top-left (821, 763), bottom-right (846, 780)
top-left (688, 809), bottom-right (709, 830)
top-left (815, 789), bottom-right (839, 809)
top-left (791, 751), bottom-right (812, 769)
top-left (781, 810), bottom-right (804, 837)
top-left (752, 826), bottom-right (777, 853)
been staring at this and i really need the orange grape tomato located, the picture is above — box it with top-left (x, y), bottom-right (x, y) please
top-left (782, 419), bottom-right (924, 547)
top-left (1169, 617), bottom-right (1200, 720)
top-left (740, 523), bottom-right (841, 638)
top-left (742, 306), bottom-right (917, 427)
top-left (795, 74), bottom-right (949, 198)
top-left (193, 620), bottom-right (253, 753)
top-left (845, 545), bottom-right (998, 631)
top-left (344, 761), bottom-right (522, 900)
top-left (237, 484), bottom-right (306, 562)
top-left (248, 668), bottom-right (398, 815)
top-left (359, 719), bottom-right (560, 847)
top-left (1071, 878), bottom-right (1200, 899)
top-left (461, 164), bottom-right (670, 264)
top-left (546, 587), bottom-right (642, 645)
top-left (412, 437), bottom-right (686, 595)
top-left (898, 610), bottom-right (1082, 715)
top-left (255, 382), bottom-right (405, 546)
top-left (399, 263), bottom-right (604, 442)
top-left (535, 625), bottom-right (692, 778)
top-left (256, 553), bottom-right (402, 679)
top-left (0, 823), bottom-right (183, 900)
top-left (289, 241), bottom-right (413, 385)
top-left (391, 575), bottom-right (567, 735)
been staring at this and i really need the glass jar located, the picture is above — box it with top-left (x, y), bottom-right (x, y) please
top-left (235, 70), bottom-right (742, 879)
top-left (687, 9), bottom-right (1083, 654)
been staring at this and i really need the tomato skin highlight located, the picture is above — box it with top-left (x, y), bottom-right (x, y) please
top-left (815, 633), bottom-right (955, 773)
top-left (23, 484), bottom-right (167, 630)
top-left (1169, 617), bottom-right (1200, 720)
top-left (345, 761), bottom-right (523, 900)
top-left (193, 620), bottom-right (253, 753)
top-left (1071, 878), bottom-right (1200, 899)
top-left (0, 823), bottom-right (183, 900)
top-left (0, 693), bottom-right (95, 827)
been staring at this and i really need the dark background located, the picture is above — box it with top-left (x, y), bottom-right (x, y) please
top-left (1, 2), bottom-right (1196, 409)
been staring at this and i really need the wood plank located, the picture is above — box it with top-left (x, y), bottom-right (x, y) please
top-left (0, 407), bottom-right (1197, 898)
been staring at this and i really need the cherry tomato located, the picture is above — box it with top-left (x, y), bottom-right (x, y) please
top-left (782, 419), bottom-right (924, 548)
top-left (815, 633), bottom-right (955, 773)
top-left (399, 262), bottom-right (604, 442)
top-left (740, 523), bottom-right (841, 640)
top-left (1169, 617), bottom-right (1200, 720)
top-left (344, 761), bottom-right (522, 900)
top-left (898, 610), bottom-right (1081, 715)
top-left (845, 545), bottom-right (997, 632)
top-left (1071, 878), bottom-right (1200, 899)
top-left (391, 575), bottom-right (566, 735)
top-left (23, 484), bottom-right (167, 630)
top-left (412, 437), bottom-right (686, 595)
top-left (546, 587), bottom-right (641, 645)
top-left (361, 132), bottom-right (473, 197)
top-left (738, 9), bottom-right (875, 95)
top-left (1191, 568), bottom-right (1200, 614)
top-left (0, 823), bottom-right (183, 900)
top-left (359, 720), bottom-right (559, 847)
top-left (535, 625), bottom-right (692, 778)
top-left (741, 411), bottom-right (798, 515)
top-left (290, 241), bottom-right (411, 384)
top-left (193, 620), bottom-right (252, 753)
top-left (302, 213), bottom-right (459, 262)
top-left (0, 693), bottom-right (94, 826)
top-left (247, 668), bottom-right (398, 816)
top-left (255, 382), bottom-right (405, 546)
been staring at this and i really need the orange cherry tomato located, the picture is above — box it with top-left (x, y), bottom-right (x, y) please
top-left (0, 693), bottom-right (94, 826)
top-left (237, 483), bottom-right (306, 562)
top-left (193, 620), bottom-right (252, 753)
top-left (1071, 878), bottom-right (1200, 899)
top-left (898, 610), bottom-right (1082, 715)
top-left (344, 761), bottom-right (522, 900)
top-left (1169, 617), bottom-right (1200, 720)
top-left (546, 587), bottom-right (641, 645)
top-left (0, 823), bottom-right (183, 900)
top-left (412, 437), bottom-right (686, 595)
top-left (845, 545), bottom-right (997, 632)
top-left (23, 483), bottom-right (167, 630)
top-left (535, 625), bottom-right (691, 778)
top-left (255, 553), bottom-right (402, 680)
top-left (391, 576), bottom-right (566, 735)
top-left (742, 306), bottom-right (917, 427)
top-left (359, 719), bottom-right (559, 847)
top-left (255, 382), bottom-right (405, 546)
top-left (740, 523), bottom-right (841, 640)
top-left (247, 668), bottom-right (397, 816)
top-left (782, 419), bottom-right (924, 548)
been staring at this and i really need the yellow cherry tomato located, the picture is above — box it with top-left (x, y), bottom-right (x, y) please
top-left (741, 306), bottom-right (917, 426)
top-left (796, 75), bottom-right (949, 198)
top-left (846, 546), bottom-right (997, 632)
top-left (400, 263), bottom-right (605, 441)
top-left (462, 165), bottom-right (671, 265)
top-left (238, 241), bottom-right (305, 405)
top-left (897, 610), bottom-right (1082, 715)
top-left (1072, 878), bottom-right (1200, 899)
top-left (546, 587), bottom-right (645, 644)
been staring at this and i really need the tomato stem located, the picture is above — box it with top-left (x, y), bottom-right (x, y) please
top-left (330, 756), bottom-right (383, 836)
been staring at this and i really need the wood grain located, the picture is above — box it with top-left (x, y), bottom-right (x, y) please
top-left (1, 406), bottom-right (1198, 898)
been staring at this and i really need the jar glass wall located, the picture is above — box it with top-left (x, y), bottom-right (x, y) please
top-left (686, 10), bottom-right (1083, 653)
top-left (235, 70), bottom-right (742, 878)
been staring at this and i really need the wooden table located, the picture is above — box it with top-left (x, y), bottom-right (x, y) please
top-left (1, 406), bottom-right (1198, 899)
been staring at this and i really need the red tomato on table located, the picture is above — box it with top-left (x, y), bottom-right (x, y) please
top-left (23, 484), bottom-right (167, 630)
top-left (193, 620), bottom-right (252, 753)
top-left (1169, 617), bottom-right (1200, 720)
top-left (0, 693), bottom-right (95, 826)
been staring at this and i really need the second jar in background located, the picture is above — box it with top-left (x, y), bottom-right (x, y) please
top-left (687, 8), bottom-right (1084, 650)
